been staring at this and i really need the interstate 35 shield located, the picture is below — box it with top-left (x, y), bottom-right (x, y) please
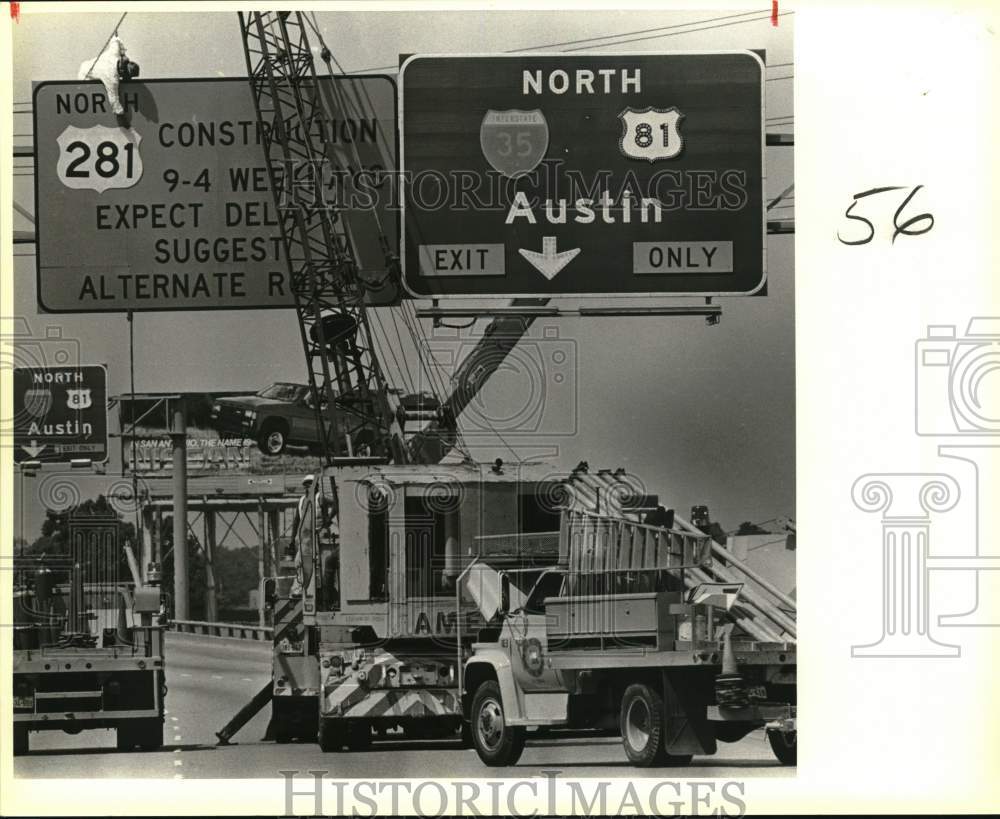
top-left (23, 387), bottom-right (53, 419)
top-left (619, 106), bottom-right (685, 162)
top-left (480, 109), bottom-right (549, 178)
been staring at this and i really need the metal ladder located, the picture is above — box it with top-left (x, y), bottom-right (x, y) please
top-left (563, 468), bottom-right (797, 644)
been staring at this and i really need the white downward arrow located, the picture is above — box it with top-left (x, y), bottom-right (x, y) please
top-left (22, 440), bottom-right (45, 458)
top-left (518, 236), bottom-right (581, 281)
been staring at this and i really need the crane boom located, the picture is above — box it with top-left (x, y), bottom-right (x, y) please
top-left (241, 12), bottom-right (553, 468)
top-left (408, 299), bottom-right (548, 463)
top-left (239, 11), bottom-right (405, 465)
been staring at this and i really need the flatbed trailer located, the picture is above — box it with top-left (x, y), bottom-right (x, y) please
top-left (459, 510), bottom-right (797, 767)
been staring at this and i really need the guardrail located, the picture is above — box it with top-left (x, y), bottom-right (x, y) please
top-left (169, 619), bottom-right (273, 642)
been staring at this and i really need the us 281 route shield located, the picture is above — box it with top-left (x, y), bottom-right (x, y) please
top-left (399, 52), bottom-right (766, 298)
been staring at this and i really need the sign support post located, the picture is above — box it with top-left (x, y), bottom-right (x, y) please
top-left (258, 498), bottom-right (267, 629)
top-left (170, 401), bottom-right (188, 620)
top-left (204, 506), bottom-right (219, 622)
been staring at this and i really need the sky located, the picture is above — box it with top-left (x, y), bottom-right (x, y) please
top-left (9, 6), bottom-right (795, 540)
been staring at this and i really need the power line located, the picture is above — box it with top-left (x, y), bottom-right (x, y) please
top-left (562, 11), bottom-right (793, 52)
top-left (350, 10), bottom-right (794, 72)
top-left (518, 9), bottom-right (769, 52)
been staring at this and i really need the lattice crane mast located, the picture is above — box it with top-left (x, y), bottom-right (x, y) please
top-left (239, 11), bottom-right (406, 466)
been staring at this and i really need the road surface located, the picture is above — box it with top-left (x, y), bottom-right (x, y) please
top-left (14, 633), bottom-right (793, 779)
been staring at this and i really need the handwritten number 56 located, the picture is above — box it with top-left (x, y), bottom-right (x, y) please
top-left (837, 185), bottom-right (934, 245)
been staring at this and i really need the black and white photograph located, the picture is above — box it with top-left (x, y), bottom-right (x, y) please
top-left (1, 1), bottom-right (996, 816)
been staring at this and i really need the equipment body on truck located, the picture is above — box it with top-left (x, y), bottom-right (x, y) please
top-left (459, 508), bottom-right (797, 767)
top-left (279, 463), bottom-right (564, 750)
top-left (12, 543), bottom-right (166, 756)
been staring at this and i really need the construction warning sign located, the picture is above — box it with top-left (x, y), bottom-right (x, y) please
top-left (33, 78), bottom-right (398, 312)
top-left (12, 365), bottom-right (108, 464)
top-left (399, 53), bottom-right (766, 298)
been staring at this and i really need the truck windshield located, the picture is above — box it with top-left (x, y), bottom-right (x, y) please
top-left (256, 383), bottom-right (304, 402)
top-left (523, 571), bottom-right (564, 614)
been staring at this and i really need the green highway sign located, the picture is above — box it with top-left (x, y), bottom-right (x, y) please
top-left (400, 53), bottom-right (766, 298)
top-left (13, 365), bottom-right (108, 463)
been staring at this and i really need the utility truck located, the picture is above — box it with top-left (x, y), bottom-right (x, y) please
top-left (12, 526), bottom-right (166, 756)
top-left (257, 459), bottom-right (796, 766)
top-left (459, 506), bottom-right (797, 767)
top-left (296, 462), bottom-right (566, 750)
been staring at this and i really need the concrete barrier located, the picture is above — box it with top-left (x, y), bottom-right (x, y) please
top-left (169, 619), bottom-right (273, 641)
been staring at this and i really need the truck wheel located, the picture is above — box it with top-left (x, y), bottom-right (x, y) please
top-left (258, 422), bottom-right (288, 456)
top-left (471, 681), bottom-right (525, 767)
top-left (117, 723), bottom-right (135, 751)
top-left (13, 725), bottom-right (28, 756)
top-left (767, 728), bottom-right (797, 765)
top-left (272, 699), bottom-right (293, 744)
top-left (137, 718), bottom-right (164, 751)
top-left (621, 683), bottom-right (665, 766)
top-left (620, 683), bottom-right (692, 767)
top-left (346, 720), bottom-right (372, 750)
top-left (318, 718), bottom-right (346, 752)
top-left (298, 709), bottom-right (319, 742)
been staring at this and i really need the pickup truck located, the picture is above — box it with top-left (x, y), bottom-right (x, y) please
top-left (210, 382), bottom-right (440, 456)
top-left (210, 382), bottom-right (335, 456)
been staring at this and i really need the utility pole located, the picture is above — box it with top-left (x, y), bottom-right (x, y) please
top-left (170, 400), bottom-right (188, 620)
top-left (257, 498), bottom-right (267, 627)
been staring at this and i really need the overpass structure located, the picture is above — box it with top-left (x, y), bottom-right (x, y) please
top-left (137, 473), bottom-right (303, 626)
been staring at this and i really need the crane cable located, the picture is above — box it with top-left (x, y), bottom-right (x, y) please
top-left (301, 20), bottom-right (420, 397)
top-left (83, 11), bottom-right (128, 81)
top-left (303, 12), bottom-right (473, 461)
top-left (305, 12), bottom-right (525, 463)
top-left (305, 13), bottom-right (458, 409)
